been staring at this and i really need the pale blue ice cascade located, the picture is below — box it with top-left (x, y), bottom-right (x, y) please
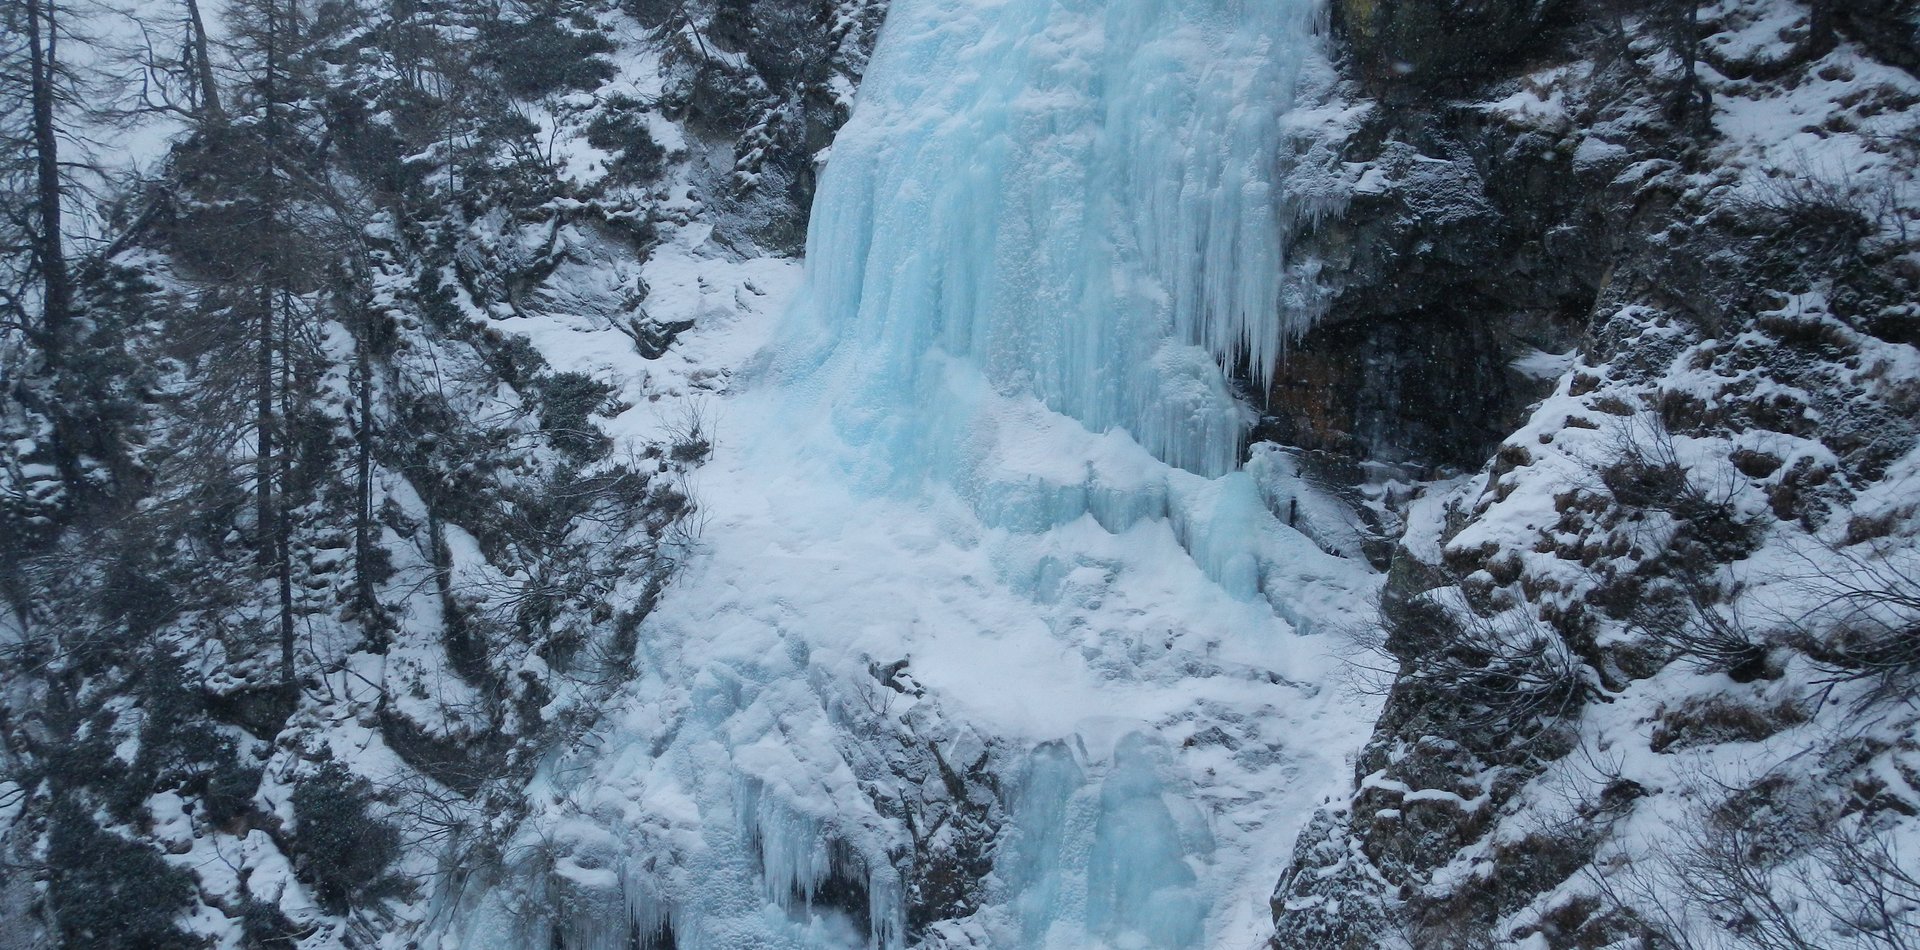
top-left (751, 0), bottom-right (1336, 945)
top-left (441, 1), bottom-right (1348, 948)
top-left (772, 0), bottom-right (1327, 484)
top-left (727, 0), bottom-right (1336, 944)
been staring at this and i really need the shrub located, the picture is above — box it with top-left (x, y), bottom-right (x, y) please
top-left (1592, 786), bottom-right (1920, 950)
top-left (46, 803), bottom-right (197, 949)
top-left (482, 17), bottom-right (617, 97)
top-left (1384, 584), bottom-right (1589, 752)
top-left (239, 898), bottom-right (306, 948)
top-left (1649, 696), bottom-right (1808, 753)
top-left (712, 0), bottom-right (832, 87)
top-left (1791, 547), bottom-right (1920, 706)
top-left (290, 761), bottom-right (406, 913)
top-left (1598, 418), bottom-right (1772, 677)
top-left (113, 661), bottom-right (264, 826)
top-left (537, 372), bottom-right (616, 460)
top-left (585, 107), bottom-right (668, 184)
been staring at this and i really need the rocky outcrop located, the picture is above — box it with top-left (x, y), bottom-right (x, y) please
top-left (1333, 0), bottom-right (1568, 92)
top-left (1272, 0), bottom-right (1920, 946)
top-left (1259, 5), bottom-right (1600, 469)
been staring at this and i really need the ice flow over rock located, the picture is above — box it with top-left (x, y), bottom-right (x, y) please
top-left (441, 1), bottom-right (1375, 948)
top-left (776, 0), bottom-right (1323, 481)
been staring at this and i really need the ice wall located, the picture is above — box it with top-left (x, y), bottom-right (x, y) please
top-left (772, 0), bottom-right (1327, 482)
top-left (999, 736), bottom-right (1212, 949)
top-left (439, 0), bottom-right (1363, 947)
top-left (728, 0), bottom-right (1342, 942)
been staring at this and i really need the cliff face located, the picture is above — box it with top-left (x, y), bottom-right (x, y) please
top-left (1269, 0), bottom-right (1920, 947)
top-left (1260, 0), bottom-right (1600, 469)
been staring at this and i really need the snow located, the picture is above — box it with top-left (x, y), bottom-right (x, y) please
top-left (1511, 348), bottom-right (1578, 381)
top-left (1481, 69), bottom-right (1574, 133)
top-left (1699, 0), bottom-right (1920, 229)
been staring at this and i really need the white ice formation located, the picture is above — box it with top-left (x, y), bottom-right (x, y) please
top-left (442, 0), bottom-right (1375, 947)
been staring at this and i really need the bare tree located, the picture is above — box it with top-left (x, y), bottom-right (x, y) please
top-left (23, 0), bottom-right (72, 366)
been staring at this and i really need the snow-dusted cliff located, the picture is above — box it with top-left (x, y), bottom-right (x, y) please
top-left (1271, 1), bottom-right (1920, 947)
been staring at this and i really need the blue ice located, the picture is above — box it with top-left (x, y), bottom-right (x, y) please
top-left (449, 0), bottom-right (1338, 944)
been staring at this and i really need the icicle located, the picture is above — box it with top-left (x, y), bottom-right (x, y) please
top-left (773, 0), bottom-right (1328, 488)
top-left (997, 735), bottom-right (1212, 947)
top-left (737, 778), bottom-right (905, 948)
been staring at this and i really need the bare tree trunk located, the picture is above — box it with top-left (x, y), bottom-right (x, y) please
top-left (277, 495), bottom-right (294, 687)
top-left (25, 0), bottom-right (71, 366)
top-left (255, 0), bottom-right (280, 560)
top-left (184, 0), bottom-right (223, 120)
top-left (1672, 2), bottom-right (1712, 134)
top-left (272, 285), bottom-right (293, 687)
top-left (353, 306), bottom-right (377, 624)
top-left (276, 290), bottom-right (295, 688)
top-left (262, 0), bottom-right (297, 690)
top-left (1804, 0), bottom-right (1841, 60)
top-left (255, 281), bottom-right (275, 572)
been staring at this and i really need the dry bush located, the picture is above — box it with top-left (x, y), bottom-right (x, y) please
top-left (1787, 545), bottom-right (1920, 707)
top-left (1591, 788), bottom-right (1920, 950)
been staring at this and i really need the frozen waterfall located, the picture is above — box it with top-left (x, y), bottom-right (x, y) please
top-left (774, 0), bottom-right (1326, 482)
top-left (440, 0), bottom-right (1375, 948)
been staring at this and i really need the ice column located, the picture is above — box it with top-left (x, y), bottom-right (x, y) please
top-left (772, 0), bottom-right (1326, 483)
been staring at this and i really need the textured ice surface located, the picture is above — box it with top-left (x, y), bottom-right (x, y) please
top-left (761, 0), bottom-right (1351, 615)
top-left (441, 0), bottom-right (1377, 947)
top-left (772, 0), bottom-right (1325, 481)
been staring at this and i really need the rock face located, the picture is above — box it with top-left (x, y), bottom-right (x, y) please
top-left (1334, 0), bottom-right (1566, 91)
top-left (1271, 0), bottom-right (1920, 947)
top-left (1260, 7), bottom-right (1597, 469)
